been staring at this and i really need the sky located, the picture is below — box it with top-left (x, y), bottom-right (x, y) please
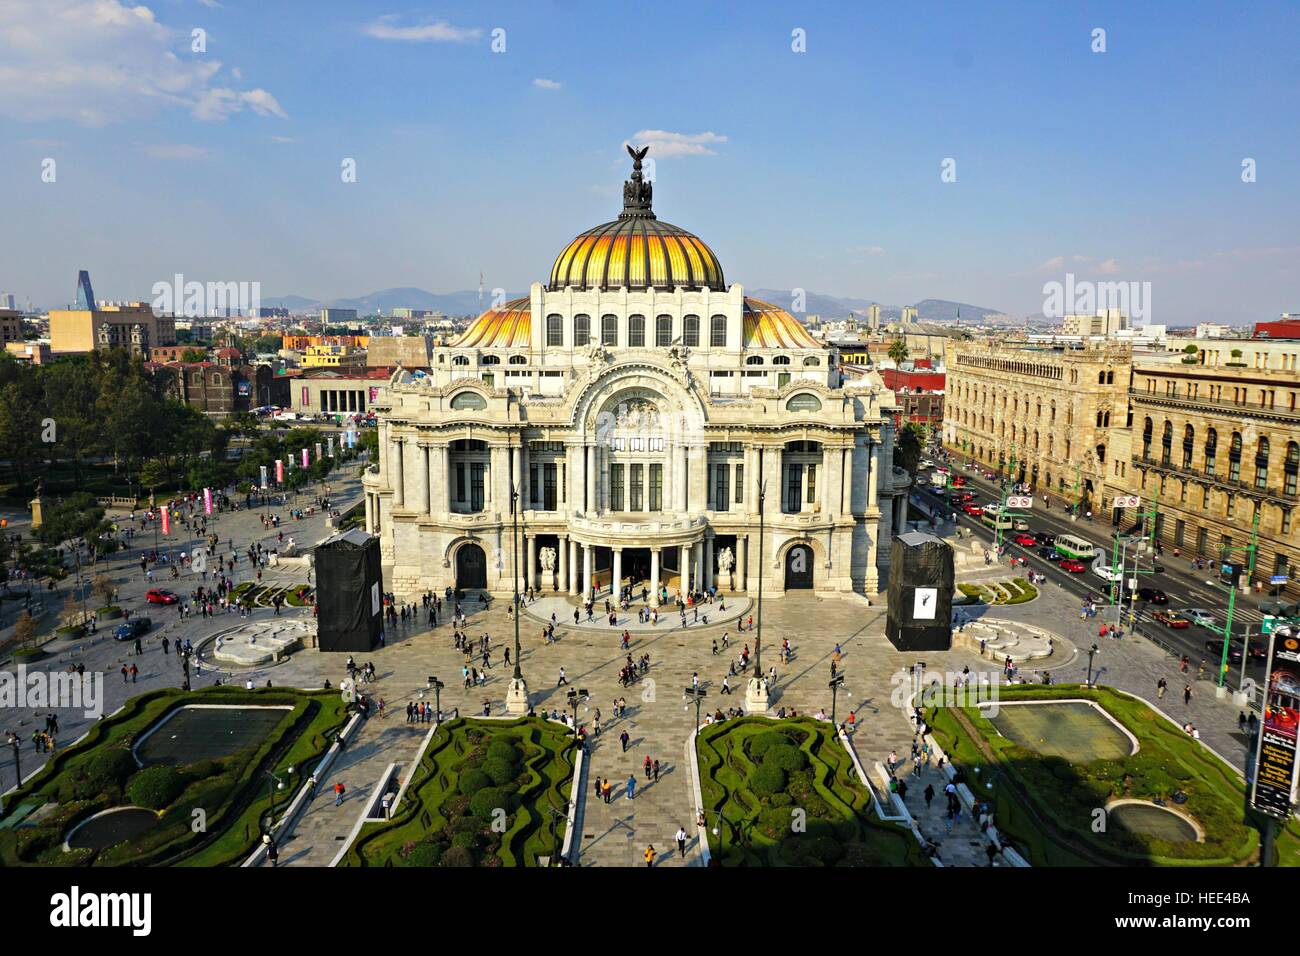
top-left (1, 0), bottom-right (1298, 324)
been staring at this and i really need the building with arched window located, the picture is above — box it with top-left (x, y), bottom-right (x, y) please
top-left (362, 149), bottom-right (905, 600)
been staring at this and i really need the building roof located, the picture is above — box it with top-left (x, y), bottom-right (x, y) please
top-left (742, 298), bottom-right (822, 349)
top-left (548, 218), bottom-right (725, 293)
top-left (451, 297), bottom-right (532, 349)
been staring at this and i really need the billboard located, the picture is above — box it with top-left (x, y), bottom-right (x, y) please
top-left (1250, 628), bottom-right (1300, 819)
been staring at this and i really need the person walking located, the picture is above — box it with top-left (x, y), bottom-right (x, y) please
top-left (626, 774), bottom-right (636, 800)
top-left (620, 729), bottom-right (630, 753)
top-left (1156, 677), bottom-right (1167, 699)
top-left (652, 758), bottom-right (660, 782)
top-left (333, 781), bottom-right (346, 806)
top-left (602, 778), bottom-right (612, 804)
top-left (675, 826), bottom-right (688, 859)
top-left (644, 844), bottom-right (655, 868)
top-left (923, 783), bottom-right (936, 809)
top-left (557, 666), bottom-right (568, 687)
top-left (644, 754), bottom-right (653, 779)
top-left (1183, 684), bottom-right (1193, 705)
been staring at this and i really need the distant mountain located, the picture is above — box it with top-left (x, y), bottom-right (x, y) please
top-left (260, 288), bottom-right (526, 317)
top-left (748, 290), bottom-right (1005, 324)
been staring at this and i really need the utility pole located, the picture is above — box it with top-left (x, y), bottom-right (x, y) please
top-left (1216, 508), bottom-right (1261, 688)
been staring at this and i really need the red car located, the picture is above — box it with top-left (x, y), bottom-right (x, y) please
top-left (951, 476), bottom-right (967, 488)
top-left (1013, 533), bottom-right (1037, 547)
top-left (1154, 610), bottom-right (1190, 629)
top-left (962, 504), bottom-right (984, 517)
top-left (1059, 559), bottom-right (1087, 573)
top-left (145, 588), bottom-right (178, 605)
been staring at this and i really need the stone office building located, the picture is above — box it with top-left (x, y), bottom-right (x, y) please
top-left (362, 150), bottom-right (906, 600)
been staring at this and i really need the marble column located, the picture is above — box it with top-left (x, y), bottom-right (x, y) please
top-left (410, 444), bottom-right (429, 516)
top-left (526, 534), bottom-right (537, 591)
top-left (558, 535), bottom-right (567, 593)
top-left (511, 445), bottom-right (521, 498)
top-left (612, 548), bottom-right (622, 602)
top-left (393, 438), bottom-right (406, 508)
top-left (585, 444), bottom-right (595, 513)
top-left (693, 540), bottom-right (704, 592)
top-left (650, 549), bottom-right (660, 606)
top-left (582, 544), bottom-right (594, 598)
top-left (441, 445), bottom-right (451, 513)
top-left (568, 538), bottom-right (579, 594)
top-left (704, 536), bottom-right (715, 589)
top-left (679, 543), bottom-right (691, 596)
top-left (364, 493), bottom-right (374, 533)
top-left (737, 535), bottom-right (748, 591)
top-left (867, 441), bottom-right (880, 511)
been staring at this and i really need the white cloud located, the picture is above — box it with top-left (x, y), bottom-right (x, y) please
top-left (1037, 255), bottom-right (1065, 271)
top-left (848, 245), bottom-right (885, 256)
top-left (269, 134), bottom-right (297, 144)
top-left (198, 0), bottom-right (222, 8)
top-left (626, 130), bottom-right (728, 158)
top-left (1096, 258), bottom-right (1120, 274)
top-left (140, 143), bottom-right (207, 159)
top-left (362, 16), bottom-right (481, 42)
top-left (533, 78), bottom-right (562, 90)
top-left (0, 0), bottom-right (286, 125)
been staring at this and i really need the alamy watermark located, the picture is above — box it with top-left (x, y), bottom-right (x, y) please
top-left (1042, 271), bottom-right (1151, 323)
top-left (152, 273), bottom-right (262, 318)
top-left (0, 665), bottom-right (104, 719)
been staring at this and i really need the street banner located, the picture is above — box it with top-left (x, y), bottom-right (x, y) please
top-left (315, 442), bottom-right (322, 462)
top-left (301, 447), bottom-right (310, 468)
top-left (1250, 628), bottom-right (1300, 819)
top-left (260, 465), bottom-right (268, 489)
top-left (203, 487), bottom-right (212, 515)
top-left (346, 429), bottom-right (356, 449)
top-left (275, 459), bottom-right (284, 483)
top-left (327, 436), bottom-right (335, 457)
top-left (160, 505), bottom-right (170, 536)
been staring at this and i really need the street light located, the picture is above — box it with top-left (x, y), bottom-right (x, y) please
top-left (261, 765), bottom-right (295, 836)
top-left (828, 673), bottom-right (848, 726)
top-left (427, 676), bottom-right (444, 722)
top-left (684, 686), bottom-right (707, 736)
top-left (1086, 643), bottom-right (1100, 686)
top-left (753, 480), bottom-right (766, 684)
top-left (7, 732), bottom-right (19, 788)
top-left (565, 687), bottom-right (588, 735)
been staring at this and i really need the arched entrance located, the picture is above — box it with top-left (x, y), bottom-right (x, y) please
top-left (784, 544), bottom-right (814, 590)
top-left (455, 542), bottom-right (487, 590)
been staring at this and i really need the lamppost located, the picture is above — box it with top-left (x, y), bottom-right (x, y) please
top-left (745, 479), bottom-right (769, 714)
top-left (7, 732), bottom-right (19, 788)
top-left (505, 481), bottom-right (529, 714)
top-left (260, 766), bottom-right (295, 836)
top-left (1086, 643), bottom-right (1100, 686)
top-left (565, 688), bottom-right (589, 735)
top-left (684, 686), bottom-right (707, 736)
top-left (828, 673), bottom-right (847, 726)
top-left (427, 676), bottom-right (444, 722)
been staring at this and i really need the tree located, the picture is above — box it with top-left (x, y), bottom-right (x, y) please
top-left (893, 423), bottom-right (923, 477)
top-left (182, 348), bottom-right (210, 363)
top-left (92, 574), bottom-right (116, 609)
top-left (887, 339), bottom-right (909, 366)
top-left (12, 611), bottom-right (36, 650)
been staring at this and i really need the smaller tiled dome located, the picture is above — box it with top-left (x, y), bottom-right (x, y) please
top-left (451, 298), bottom-right (531, 349)
top-left (743, 298), bottom-right (823, 349)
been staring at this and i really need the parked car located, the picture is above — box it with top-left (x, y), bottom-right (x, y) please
top-left (1013, 533), bottom-right (1037, 547)
top-left (1137, 587), bottom-right (1169, 605)
top-left (1181, 608), bottom-right (1217, 629)
top-left (1153, 609), bottom-right (1190, 629)
top-left (114, 616), bottom-right (153, 641)
top-left (1060, 559), bottom-right (1088, 573)
top-left (145, 588), bottom-right (178, 605)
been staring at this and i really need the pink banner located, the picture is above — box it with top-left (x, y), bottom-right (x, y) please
top-left (203, 487), bottom-right (212, 515)
top-left (301, 447), bottom-right (309, 468)
top-left (275, 459), bottom-right (284, 483)
top-left (160, 505), bottom-right (170, 536)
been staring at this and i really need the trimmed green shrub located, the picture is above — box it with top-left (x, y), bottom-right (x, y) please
top-left (751, 762), bottom-right (786, 794)
top-left (126, 766), bottom-right (187, 810)
top-left (748, 732), bottom-right (789, 758)
top-left (451, 830), bottom-right (478, 851)
top-left (441, 845), bottom-right (474, 867)
top-left (482, 758), bottom-right (517, 787)
top-left (406, 841), bottom-right (442, 866)
top-left (87, 748), bottom-right (138, 789)
top-left (468, 786), bottom-right (508, 821)
top-left (765, 744), bottom-right (809, 773)
top-left (458, 769), bottom-right (491, 796)
top-left (486, 741), bottom-right (519, 765)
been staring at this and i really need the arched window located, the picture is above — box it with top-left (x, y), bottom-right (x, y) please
top-left (573, 314), bottom-right (590, 346)
top-left (1096, 443), bottom-right (1106, 464)
top-left (745, 355), bottom-right (765, 366)
top-left (601, 314), bottom-right (618, 346)
top-left (772, 355), bottom-right (791, 366)
top-left (450, 391), bottom-right (487, 410)
top-left (508, 355), bottom-right (527, 365)
top-left (1204, 428), bottom-right (1218, 475)
top-left (802, 356), bottom-right (820, 366)
top-left (628, 314), bottom-right (645, 348)
top-left (545, 313), bottom-right (562, 347)
top-left (1256, 436), bottom-right (1271, 489)
top-left (683, 315), bottom-right (700, 347)
top-left (709, 314), bottom-right (728, 348)
top-left (1182, 424), bottom-right (1194, 469)
top-left (1142, 417), bottom-right (1153, 459)
top-left (1160, 421), bottom-right (1172, 465)
top-left (1228, 432), bottom-right (1242, 481)
top-left (452, 355), bottom-right (470, 366)
top-left (481, 355), bottom-right (500, 365)
top-left (1285, 442), bottom-right (1299, 497)
top-left (1098, 371), bottom-right (1106, 385)
top-left (655, 314), bottom-right (672, 347)
top-left (786, 393), bottom-right (822, 412)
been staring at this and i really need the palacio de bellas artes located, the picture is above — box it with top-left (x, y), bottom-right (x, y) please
top-left (362, 147), bottom-right (908, 607)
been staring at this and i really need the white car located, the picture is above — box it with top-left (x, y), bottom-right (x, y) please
top-left (1092, 558), bottom-right (1122, 582)
top-left (1182, 608), bottom-right (1217, 629)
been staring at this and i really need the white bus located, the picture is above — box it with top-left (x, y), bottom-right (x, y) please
top-left (1054, 534), bottom-right (1097, 561)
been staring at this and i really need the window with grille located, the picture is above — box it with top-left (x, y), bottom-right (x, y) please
top-left (574, 314), bottom-right (590, 346)
top-left (710, 314), bottom-right (727, 347)
top-left (628, 314), bottom-right (645, 347)
top-left (602, 314), bottom-right (618, 346)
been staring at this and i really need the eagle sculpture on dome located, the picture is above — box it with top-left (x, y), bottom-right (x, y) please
top-left (622, 144), bottom-right (653, 216)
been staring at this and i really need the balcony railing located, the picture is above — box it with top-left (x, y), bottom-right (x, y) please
top-left (1131, 455), bottom-right (1298, 502)
top-left (1130, 388), bottom-right (1300, 423)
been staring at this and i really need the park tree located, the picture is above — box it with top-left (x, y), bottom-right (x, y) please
top-left (893, 422), bottom-right (924, 477)
top-left (887, 338), bottom-right (909, 366)
top-left (12, 611), bottom-right (36, 650)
